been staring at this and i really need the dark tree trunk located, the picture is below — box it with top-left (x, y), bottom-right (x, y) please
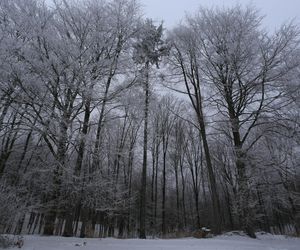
top-left (139, 62), bottom-right (149, 239)
top-left (174, 161), bottom-right (180, 231)
top-left (180, 158), bottom-right (187, 228)
top-left (161, 134), bottom-right (167, 237)
top-left (197, 115), bottom-right (222, 233)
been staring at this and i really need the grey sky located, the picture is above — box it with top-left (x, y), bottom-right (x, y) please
top-left (140, 0), bottom-right (300, 30)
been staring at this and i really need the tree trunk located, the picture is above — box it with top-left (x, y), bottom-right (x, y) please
top-left (139, 62), bottom-right (149, 239)
top-left (161, 134), bottom-right (167, 237)
top-left (229, 111), bottom-right (256, 238)
top-left (174, 161), bottom-right (180, 231)
top-left (197, 115), bottom-right (222, 233)
top-left (44, 113), bottom-right (69, 235)
top-left (180, 160), bottom-right (187, 229)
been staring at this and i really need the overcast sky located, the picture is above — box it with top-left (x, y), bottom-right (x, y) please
top-left (140, 0), bottom-right (300, 30)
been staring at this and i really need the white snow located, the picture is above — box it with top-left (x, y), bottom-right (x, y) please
top-left (4, 234), bottom-right (300, 250)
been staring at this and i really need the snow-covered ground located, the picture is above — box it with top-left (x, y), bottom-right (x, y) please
top-left (4, 233), bottom-right (300, 250)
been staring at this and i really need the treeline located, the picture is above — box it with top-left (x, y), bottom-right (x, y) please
top-left (0, 0), bottom-right (299, 239)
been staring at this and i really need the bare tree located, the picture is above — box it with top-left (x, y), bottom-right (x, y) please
top-left (168, 23), bottom-right (222, 233)
top-left (184, 5), bottom-right (300, 237)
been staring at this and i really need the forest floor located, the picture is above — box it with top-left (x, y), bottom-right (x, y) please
top-left (2, 232), bottom-right (299, 250)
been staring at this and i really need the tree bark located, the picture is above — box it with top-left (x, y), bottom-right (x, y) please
top-left (139, 62), bottom-right (149, 239)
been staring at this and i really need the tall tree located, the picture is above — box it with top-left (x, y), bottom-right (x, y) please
top-left (184, 5), bottom-right (300, 237)
top-left (133, 19), bottom-right (169, 238)
top-left (168, 24), bottom-right (222, 233)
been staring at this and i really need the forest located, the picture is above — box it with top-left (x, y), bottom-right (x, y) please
top-left (0, 0), bottom-right (299, 240)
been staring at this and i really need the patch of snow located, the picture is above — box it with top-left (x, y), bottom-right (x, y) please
top-left (2, 234), bottom-right (299, 250)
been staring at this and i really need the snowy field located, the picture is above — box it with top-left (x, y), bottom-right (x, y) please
top-left (8, 233), bottom-right (300, 250)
